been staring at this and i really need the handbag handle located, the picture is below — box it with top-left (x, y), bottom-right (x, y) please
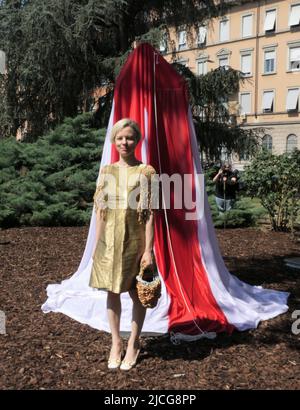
top-left (138, 262), bottom-right (155, 280)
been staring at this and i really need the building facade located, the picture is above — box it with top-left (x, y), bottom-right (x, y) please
top-left (161, 0), bottom-right (300, 168)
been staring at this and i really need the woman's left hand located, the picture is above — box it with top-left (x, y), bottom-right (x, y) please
top-left (140, 250), bottom-right (153, 268)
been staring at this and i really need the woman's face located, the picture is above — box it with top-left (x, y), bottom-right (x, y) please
top-left (114, 126), bottom-right (137, 157)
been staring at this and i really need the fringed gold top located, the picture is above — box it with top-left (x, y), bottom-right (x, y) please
top-left (93, 163), bottom-right (157, 224)
top-left (137, 165), bottom-right (157, 224)
top-left (93, 165), bottom-right (109, 221)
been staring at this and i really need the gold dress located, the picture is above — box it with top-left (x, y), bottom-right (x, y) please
top-left (89, 163), bottom-right (156, 294)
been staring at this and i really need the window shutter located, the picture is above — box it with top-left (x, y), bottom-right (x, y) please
top-left (286, 88), bottom-right (300, 110)
top-left (265, 50), bottom-right (275, 60)
top-left (241, 54), bottom-right (251, 74)
top-left (264, 10), bottom-right (276, 31)
top-left (241, 93), bottom-right (251, 114)
top-left (262, 91), bottom-right (274, 110)
top-left (290, 47), bottom-right (300, 61)
top-left (198, 27), bottom-right (207, 44)
top-left (242, 15), bottom-right (253, 37)
top-left (179, 30), bottom-right (186, 45)
top-left (289, 4), bottom-right (300, 26)
top-left (219, 56), bottom-right (229, 67)
top-left (220, 20), bottom-right (229, 41)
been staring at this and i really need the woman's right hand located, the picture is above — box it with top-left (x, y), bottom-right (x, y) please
top-left (140, 250), bottom-right (153, 269)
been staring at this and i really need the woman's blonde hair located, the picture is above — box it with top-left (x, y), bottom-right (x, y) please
top-left (110, 118), bottom-right (142, 143)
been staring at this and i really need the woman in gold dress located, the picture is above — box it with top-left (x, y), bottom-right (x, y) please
top-left (89, 118), bottom-right (156, 371)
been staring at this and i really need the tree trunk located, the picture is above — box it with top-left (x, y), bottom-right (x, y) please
top-left (119, 14), bottom-right (129, 53)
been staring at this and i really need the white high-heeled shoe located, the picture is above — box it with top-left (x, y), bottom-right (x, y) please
top-left (107, 345), bottom-right (123, 370)
top-left (120, 349), bottom-right (141, 371)
top-left (107, 355), bottom-right (122, 370)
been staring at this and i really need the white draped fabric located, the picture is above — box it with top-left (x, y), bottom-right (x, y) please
top-left (42, 44), bottom-right (289, 340)
top-left (41, 103), bottom-right (289, 337)
top-left (41, 104), bottom-right (170, 335)
top-left (188, 109), bottom-right (289, 331)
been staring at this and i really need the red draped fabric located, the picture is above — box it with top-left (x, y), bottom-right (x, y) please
top-left (110, 43), bottom-right (234, 335)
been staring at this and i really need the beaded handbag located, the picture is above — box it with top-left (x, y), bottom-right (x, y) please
top-left (136, 261), bottom-right (161, 309)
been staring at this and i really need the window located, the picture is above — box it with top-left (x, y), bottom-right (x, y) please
top-left (198, 26), bottom-right (207, 46)
top-left (178, 30), bottom-right (187, 51)
top-left (176, 59), bottom-right (189, 67)
top-left (286, 134), bottom-right (298, 153)
top-left (264, 49), bottom-right (276, 73)
top-left (217, 49), bottom-right (231, 69)
top-left (159, 34), bottom-right (168, 54)
top-left (159, 40), bottom-right (167, 53)
top-left (264, 9), bottom-right (276, 32)
top-left (239, 150), bottom-right (250, 161)
top-left (289, 46), bottom-right (300, 71)
top-left (262, 135), bottom-right (273, 152)
top-left (240, 92), bottom-right (251, 114)
top-left (286, 88), bottom-right (300, 111)
top-left (219, 19), bottom-right (229, 42)
top-left (220, 146), bottom-right (230, 161)
top-left (242, 14), bottom-right (253, 38)
top-left (289, 4), bottom-right (300, 27)
top-left (262, 90), bottom-right (275, 113)
top-left (219, 56), bottom-right (229, 68)
top-left (197, 59), bottom-right (207, 75)
top-left (241, 53), bottom-right (252, 76)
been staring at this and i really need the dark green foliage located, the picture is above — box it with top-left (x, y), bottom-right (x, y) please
top-left (173, 64), bottom-right (263, 162)
top-left (0, 0), bottom-right (258, 164)
top-left (243, 149), bottom-right (300, 232)
top-left (209, 196), bottom-right (266, 229)
top-left (0, 113), bottom-right (105, 228)
top-left (0, 0), bottom-right (237, 140)
top-left (0, 0), bottom-right (124, 139)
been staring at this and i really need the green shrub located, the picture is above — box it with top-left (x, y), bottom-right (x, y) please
top-left (205, 167), bottom-right (267, 228)
top-left (0, 113), bottom-right (105, 228)
top-left (243, 149), bottom-right (300, 231)
top-left (209, 195), bottom-right (266, 228)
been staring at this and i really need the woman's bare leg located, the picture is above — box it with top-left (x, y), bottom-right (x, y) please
top-left (123, 288), bottom-right (147, 362)
top-left (106, 291), bottom-right (122, 359)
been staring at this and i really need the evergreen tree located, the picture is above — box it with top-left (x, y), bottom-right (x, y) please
top-left (0, 0), bottom-right (235, 140)
top-left (0, 113), bottom-right (105, 227)
top-left (173, 63), bottom-right (263, 162)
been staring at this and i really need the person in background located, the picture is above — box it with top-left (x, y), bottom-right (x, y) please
top-left (213, 161), bottom-right (239, 213)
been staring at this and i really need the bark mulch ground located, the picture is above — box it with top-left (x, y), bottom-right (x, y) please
top-left (0, 226), bottom-right (299, 390)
